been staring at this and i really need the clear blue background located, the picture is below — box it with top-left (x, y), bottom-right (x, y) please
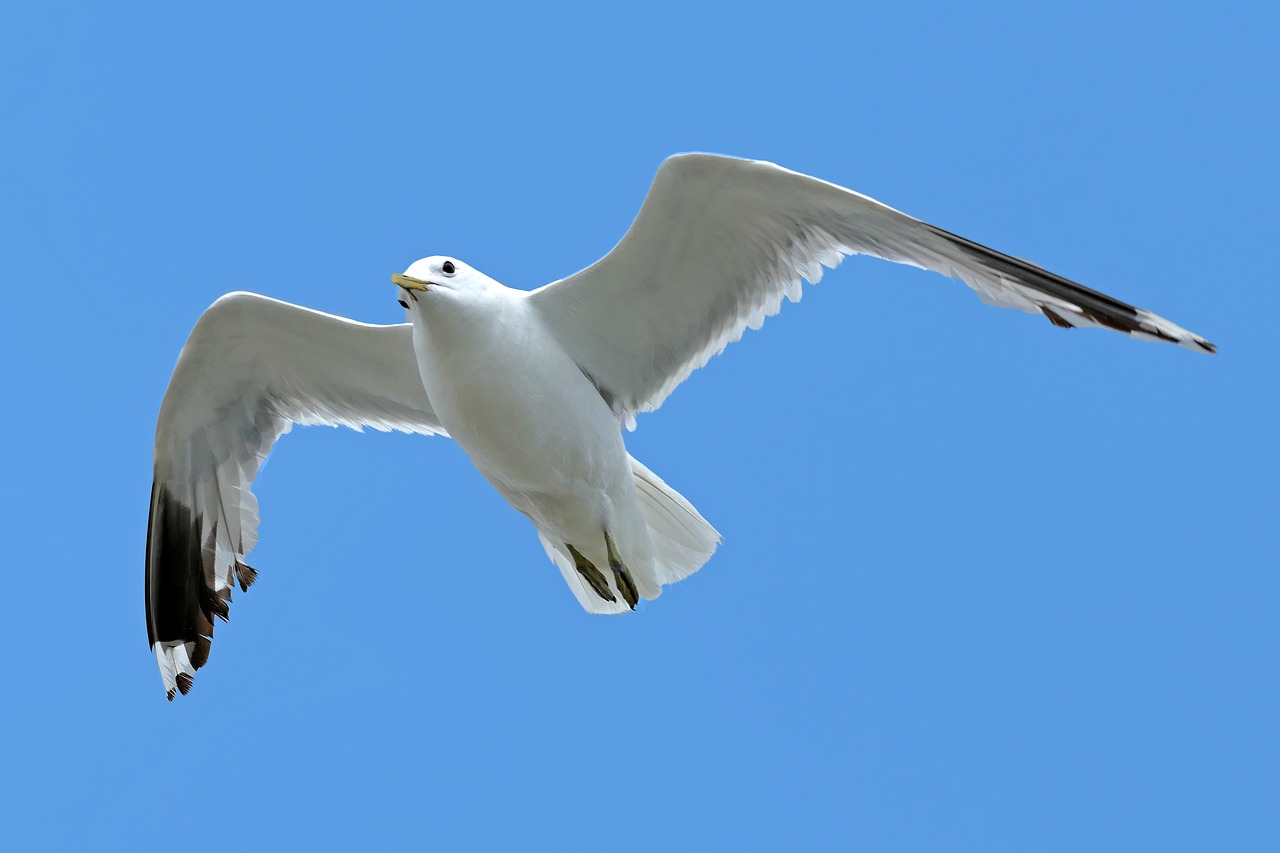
top-left (2, 2), bottom-right (1275, 849)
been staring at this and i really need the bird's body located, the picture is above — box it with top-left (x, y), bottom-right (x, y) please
top-left (404, 269), bottom-right (660, 602)
top-left (145, 153), bottom-right (1215, 699)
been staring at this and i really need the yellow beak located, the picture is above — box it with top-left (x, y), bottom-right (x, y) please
top-left (392, 273), bottom-right (430, 291)
top-left (391, 273), bottom-right (430, 302)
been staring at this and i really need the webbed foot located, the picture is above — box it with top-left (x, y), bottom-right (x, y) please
top-left (567, 544), bottom-right (615, 604)
top-left (604, 530), bottom-right (639, 610)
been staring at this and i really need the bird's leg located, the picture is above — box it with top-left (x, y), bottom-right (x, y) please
top-left (566, 544), bottom-right (615, 604)
top-left (604, 530), bottom-right (639, 610)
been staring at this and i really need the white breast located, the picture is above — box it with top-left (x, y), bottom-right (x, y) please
top-left (408, 287), bottom-right (630, 504)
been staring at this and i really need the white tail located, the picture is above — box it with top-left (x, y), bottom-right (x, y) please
top-left (630, 456), bottom-right (720, 586)
top-left (538, 455), bottom-right (720, 614)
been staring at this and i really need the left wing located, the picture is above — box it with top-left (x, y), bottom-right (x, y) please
top-left (529, 154), bottom-right (1215, 428)
top-left (147, 292), bottom-right (445, 699)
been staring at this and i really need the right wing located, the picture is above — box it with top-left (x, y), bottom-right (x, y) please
top-left (146, 292), bottom-right (445, 700)
top-left (530, 154), bottom-right (1215, 429)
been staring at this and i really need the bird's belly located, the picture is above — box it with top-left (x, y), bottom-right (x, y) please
top-left (413, 317), bottom-right (629, 512)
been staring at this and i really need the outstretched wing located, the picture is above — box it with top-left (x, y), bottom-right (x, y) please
top-left (529, 154), bottom-right (1215, 427)
top-left (146, 292), bottom-right (444, 700)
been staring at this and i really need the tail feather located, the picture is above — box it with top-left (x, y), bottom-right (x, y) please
top-left (629, 457), bottom-right (720, 587)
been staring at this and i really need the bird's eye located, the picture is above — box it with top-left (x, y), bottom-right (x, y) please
top-left (441, 261), bottom-right (456, 276)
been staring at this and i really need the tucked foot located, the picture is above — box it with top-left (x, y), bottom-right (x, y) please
top-left (604, 530), bottom-right (639, 610)
top-left (567, 544), bottom-right (616, 604)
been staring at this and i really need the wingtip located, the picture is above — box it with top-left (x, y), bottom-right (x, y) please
top-left (235, 561), bottom-right (258, 592)
top-left (155, 640), bottom-right (198, 702)
top-left (190, 635), bottom-right (212, 670)
top-left (209, 593), bottom-right (231, 623)
top-left (1041, 307), bottom-right (1075, 330)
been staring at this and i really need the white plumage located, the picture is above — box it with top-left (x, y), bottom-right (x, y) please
top-left (146, 154), bottom-right (1214, 699)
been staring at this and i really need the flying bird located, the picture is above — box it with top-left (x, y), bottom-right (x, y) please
top-left (146, 153), bottom-right (1215, 699)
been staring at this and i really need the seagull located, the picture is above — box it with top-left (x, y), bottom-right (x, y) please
top-left (146, 153), bottom-right (1215, 699)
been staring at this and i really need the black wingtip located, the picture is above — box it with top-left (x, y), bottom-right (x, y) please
top-left (176, 673), bottom-right (193, 696)
top-left (1197, 338), bottom-right (1218, 354)
top-left (1042, 307), bottom-right (1075, 330)
top-left (166, 689), bottom-right (176, 702)
top-left (191, 635), bottom-right (212, 670)
top-left (208, 593), bottom-right (231, 623)
top-left (235, 561), bottom-right (259, 593)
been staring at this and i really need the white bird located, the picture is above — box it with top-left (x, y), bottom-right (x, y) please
top-left (146, 153), bottom-right (1215, 699)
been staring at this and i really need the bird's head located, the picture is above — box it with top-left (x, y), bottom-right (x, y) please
top-left (391, 256), bottom-right (494, 309)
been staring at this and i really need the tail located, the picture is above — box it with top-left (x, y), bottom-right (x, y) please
top-left (537, 456), bottom-right (720, 614)
top-left (629, 456), bottom-right (720, 587)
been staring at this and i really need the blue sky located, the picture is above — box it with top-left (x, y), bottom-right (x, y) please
top-left (2, 2), bottom-right (1275, 849)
